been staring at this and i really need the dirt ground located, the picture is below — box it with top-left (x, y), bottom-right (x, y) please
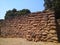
top-left (0, 38), bottom-right (60, 45)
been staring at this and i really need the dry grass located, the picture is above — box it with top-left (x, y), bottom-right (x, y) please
top-left (0, 38), bottom-right (60, 45)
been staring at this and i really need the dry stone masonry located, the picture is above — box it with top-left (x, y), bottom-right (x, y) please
top-left (0, 10), bottom-right (59, 42)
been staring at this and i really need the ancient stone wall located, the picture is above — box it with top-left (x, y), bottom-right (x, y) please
top-left (1, 10), bottom-right (58, 42)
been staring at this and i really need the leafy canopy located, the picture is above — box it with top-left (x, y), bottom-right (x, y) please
top-left (44, 0), bottom-right (60, 19)
top-left (5, 9), bottom-right (31, 19)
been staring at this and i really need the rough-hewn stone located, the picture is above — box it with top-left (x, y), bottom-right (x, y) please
top-left (0, 10), bottom-right (58, 42)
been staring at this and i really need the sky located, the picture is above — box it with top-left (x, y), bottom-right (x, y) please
top-left (0, 0), bottom-right (44, 19)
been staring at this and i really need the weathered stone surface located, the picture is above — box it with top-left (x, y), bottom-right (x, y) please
top-left (0, 10), bottom-right (58, 42)
top-left (49, 30), bottom-right (56, 34)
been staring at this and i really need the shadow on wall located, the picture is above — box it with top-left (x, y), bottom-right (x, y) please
top-left (56, 19), bottom-right (60, 42)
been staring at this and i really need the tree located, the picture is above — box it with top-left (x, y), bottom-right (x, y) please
top-left (5, 8), bottom-right (17, 19)
top-left (5, 9), bottom-right (31, 19)
top-left (5, 10), bottom-right (15, 19)
top-left (12, 8), bottom-right (17, 13)
top-left (44, 0), bottom-right (54, 10)
top-left (54, 0), bottom-right (60, 19)
top-left (17, 9), bottom-right (31, 15)
top-left (44, 0), bottom-right (60, 19)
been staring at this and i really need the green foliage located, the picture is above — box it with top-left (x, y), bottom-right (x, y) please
top-left (44, 0), bottom-right (60, 19)
top-left (5, 9), bottom-right (31, 19)
top-left (12, 8), bottom-right (17, 12)
top-left (17, 9), bottom-right (31, 15)
top-left (5, 10), bottom-right (16, 19)
top-left (44, 0), bottom-right (54, 10)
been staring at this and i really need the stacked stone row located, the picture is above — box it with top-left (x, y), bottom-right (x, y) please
top-left (1, 11), bottom-right (58, 42)
top-left (25, 11), bottom-right (58, 42)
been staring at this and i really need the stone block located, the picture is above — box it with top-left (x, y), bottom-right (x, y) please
top-left (51, 37), bottom-right (58, 40)
top-left (42, 32), bottom-right (47, 36)
top-left (26, 35), bottom-right (32, 41)
top-left (50, 26), bottom-right (56, 29)
top-left (49, 17), bottom-right (55, 20)
top-left (49, 30), bottom-right (56, 34)
top-left (48, 15), bottom-right (55, 18)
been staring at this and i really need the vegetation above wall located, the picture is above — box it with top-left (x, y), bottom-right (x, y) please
top-left (5, 9), bottom-right (31, 19)
top-left (4, 0), bottom-right (60, 19)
